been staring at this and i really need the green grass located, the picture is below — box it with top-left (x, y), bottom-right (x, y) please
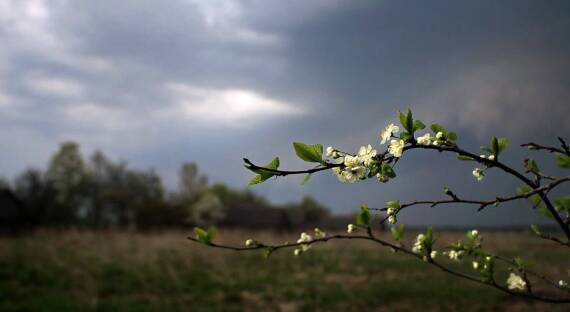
top-left (0, 230), bottom-right (568, 311)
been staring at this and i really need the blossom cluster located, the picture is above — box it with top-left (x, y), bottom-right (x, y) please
top-left (443, 250), bottom-right (464, 262)
top-left (386, 200), bottom-right (401, 224)
top-left (416, 131), bottom-right (447, 146)
top-left (328, 122), bottom-right (407, 184)
top-left (506, 273), bottom-right (527, 291)
top-left (329, 145), bottom-right (377, 183)
top-left (412, 233), bottom-right (427, 254)
top-left (293, 228), bottom-right (326, 256)
top-left (471, 154), bottom-right (495, 181)
top-left (471, 255), bottom-right (493, 273)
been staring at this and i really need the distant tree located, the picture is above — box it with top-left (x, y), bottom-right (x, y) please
top-left (179, 162), bottom-right (208, 200)
top-left (210, 183), bottom-right (268, 209)
top-left (13, 168), bottom-right (58, 226)
top-left (0, 177), bottom-right (8, 190)
top-left (297, 196), bottom-right (330, 224)
top-left (45, 142), bottom-right (88, 225)
top-left (176, 162), bottom-right (209, 225)
top-left (84, 150), bottom-right (112, 228)
top-left (190, 192), bottom-right (225, 226)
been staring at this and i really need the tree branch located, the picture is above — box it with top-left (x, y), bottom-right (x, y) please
top-left (370, 176), bottom-right (570, 213)
top-left (188, 234), bottom-right (570, 303)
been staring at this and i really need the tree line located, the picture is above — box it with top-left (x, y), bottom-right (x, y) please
top-left (0, 142), bottom-right (337, 232)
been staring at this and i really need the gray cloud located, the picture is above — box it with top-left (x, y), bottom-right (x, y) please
top-left (1, 0), bottom-right (569, 225)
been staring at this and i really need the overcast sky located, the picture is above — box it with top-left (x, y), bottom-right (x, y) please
top-left (1, 0), bottom-right (569, 226)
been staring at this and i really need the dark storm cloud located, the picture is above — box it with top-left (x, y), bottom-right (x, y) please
top-left (1, 0), bottom-right (569, 225)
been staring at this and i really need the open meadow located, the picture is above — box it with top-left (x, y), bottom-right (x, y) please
top-left (0, 229), bottom-right (568, 312)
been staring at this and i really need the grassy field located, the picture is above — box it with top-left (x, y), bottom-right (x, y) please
top-left (0, 229), bottom-right (568, 311)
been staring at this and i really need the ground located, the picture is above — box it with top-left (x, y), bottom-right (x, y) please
top-left (0, 229), bottom-right (568, 311)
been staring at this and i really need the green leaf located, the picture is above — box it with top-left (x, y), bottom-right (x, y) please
top-left (530, 224), bottom-right (541, 236)
top-left (497, 137), bottom-right (509, 153)
top-left (447, 132), bottom-right (457, 141)
top-left (516, 185), bottom-right (532, 195)
top-left (398, 109), bottom-right (414, 133)
top-left (400, 132), bottom-right (413, 142)
top-left (413, 120), bottom-right (426, 132)
top-left (247, 157), bottom-right (280, 185)
top-left (207, 226), bottom-right (217, 242)
top-left (525, 158), bottom-right (539, 173)
top-left (356, 204), bottom-right (371, 226)
top-left (300, 173), bottom-right (312, 186)
top-left (424, 227), bottom-right (434, 248)
top-left (293, 142), bottom-right (324, 163)
top-left (491, 137), bottom-right (508, 156)
top-left (399, 111), bottom-right (407, 131)
top-left (516, 184), bottom-right (542, 208)
top-left (381, 164), bottom-right (396, 178)
top-left (491, 137), bottom-right (499, 155)
top-left (530, 196), bottom-right (541, 207)
top-left (554, 195), bottom-right (570, 212)
top-left (194, 227), bottom-right (210, 244)
top-left (456, 154), bottom-right (474, 161)
top-left (430, 123), bottom-right (445, 134)
top-left (262, 247), bottom-right (273, 259)
top-left (516, 185), bottom-right (542, 208)
top-left (377, 163), bottom-right (396, 183)
top-left (391, 224), bottom-right (405, 241)
top-left (386, 200), bottom-right (401, 210)
top-left (556, 153), bottom-right (570, 168)
top-left (406, 109), bottom-right (414, 133)
top-left (480, 146), bottom-right (492, 153)
top-left (538, 206), bottom-right (554, 219)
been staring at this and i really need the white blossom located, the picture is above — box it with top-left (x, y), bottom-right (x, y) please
top-left (344, 155), bottom-right (360, 167)
top-left (345, 167), bottom-right (367, 183)
top-left (297, 232), bottom-right (312, 244)
top-left (472, 261), bottom-right (479, 270)
top-left (417, 133), bottom-right (432, 145)
top-left (472, 168), bottom-right (485, 181)
top-left (447, 250), bottom-right (464, 262)
top-left (294, 248), bottom-right (302, 256)
top-left (388, 139), bottom-right (405, 158)
top-left (347, 224), bottom-right (357, 233)
top-left (412, 234), bottom-right (426, 254)
top-left (314, 228), bottom-right (326, 239)
top-left (430, 251), bottom-right (438, 259)
top-left (245, 239), bottom-right (256, 247)
top-left (380, 123), bottom-right (399, 144)
top-left (326, 146), bottom-right (335, 157)
top-left (479, 154), bottom-right (486, 159)
top-left (332, 167), bottom-right (346, 183)
top-left (388, 215), bottom-right (397, 224)
top-left (332, 155), bottom-right (368, 183)
top-left (506, 273), bottom-right (526, 291)
top-left (297, 232), bottom-right (312, 251)
top-left (333, 166), bottom-right (366, 183)
top-left (559, 280), bottom-right (568, 288)
top-left (488, 155), bottom-right (495, 161)
top-left (358, 144), bottom-right (377, 167)
top-left (435, 131), bottom-right (444, 139)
